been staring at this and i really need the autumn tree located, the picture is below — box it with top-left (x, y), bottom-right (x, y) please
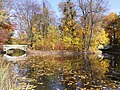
top-left (9, 0), bottom-right (41, 45)
top-left (59, 0), bottom-right (81, 50)
top-left (30, 0), bottom-right (58, 50)
top-left (10, 0), bottom-right (57, 49)
top-left (90, 24), bottom-right (109, 50)
top-left (77, 0), bottom-right (108, 52)
top-left (31, 0), bottom-right (56, 37)
top-left (103, 13), bottom-right (120, 46)
top-left (40, 1), bottom-right (50, 38)
top-left (32, 25), bottom-right (60, 50)
top-left (0, 0), bottom-right (14, 49)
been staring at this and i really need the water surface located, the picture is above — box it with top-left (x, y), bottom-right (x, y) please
top-left (1, 52), bottom-right (120, 90)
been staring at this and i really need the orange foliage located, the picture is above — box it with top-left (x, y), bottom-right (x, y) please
top-left (0, 23), bottom-right (15, 49)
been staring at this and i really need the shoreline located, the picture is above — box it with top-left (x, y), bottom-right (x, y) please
top-left (27, 49), bottom-right (102, 56)
top-left (0, 49), bottom-right (102, 57)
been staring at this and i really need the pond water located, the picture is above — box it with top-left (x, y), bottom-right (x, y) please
top-left (0, 51), bottom-right (120, 90)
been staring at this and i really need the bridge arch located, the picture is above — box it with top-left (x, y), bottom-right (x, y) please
top-left (3, 45), bottom-right (28, 52)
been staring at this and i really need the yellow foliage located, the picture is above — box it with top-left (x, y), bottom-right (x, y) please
top-left (90, 26), bottom-right (109, 50)
top-left (90, 58), bottom-right (110, 78)
top-left (72, 37), bottom-right (80, 45)
top-left (104, 13), bottom-right (118, 25)
top-left (64, 26), bottom-right (69, 32)
top-left (63, 36), bottom-right (72, 44)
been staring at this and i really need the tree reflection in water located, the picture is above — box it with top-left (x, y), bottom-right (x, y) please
top-left (20, 55), bottom-right (120, 90)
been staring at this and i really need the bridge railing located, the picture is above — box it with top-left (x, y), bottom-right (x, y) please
top-left (3, 45), bottom-right (28, 52)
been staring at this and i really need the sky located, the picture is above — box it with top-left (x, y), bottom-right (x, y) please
top-left (108, 0), bottom-right (120, 14)
top-left (48, 0), bottom-right (120, 17)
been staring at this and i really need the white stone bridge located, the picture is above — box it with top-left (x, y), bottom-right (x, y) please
top-left (3, 45), bottom-right (27, 52)
top-left (3, 54), bottom-right (27, 61)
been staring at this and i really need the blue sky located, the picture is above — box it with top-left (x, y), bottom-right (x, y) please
top-left (108, 0), bottom-right (120, 14)
top-left (48, 0), bottom-right (120, 16)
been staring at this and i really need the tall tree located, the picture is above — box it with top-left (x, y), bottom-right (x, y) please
top-left (41, 1), bottom-right (49, 38)
top-left (103, 13), bottom-right (120, 46)
top-left (77, 0), bottom-right (108, 52)
top-left (32, 0), bottom-right (56, 38)
top-left (10, 0), bottom-right (41, 45)
top-left (10, 0), bottom-right (56, 47)
top-left (59, 0), bottom-right (80, 50)
top-left (30, 0), bottom-right (57, 49)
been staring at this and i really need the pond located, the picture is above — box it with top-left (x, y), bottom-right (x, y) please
top-left (0, 51), bottom-right (120, 90)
